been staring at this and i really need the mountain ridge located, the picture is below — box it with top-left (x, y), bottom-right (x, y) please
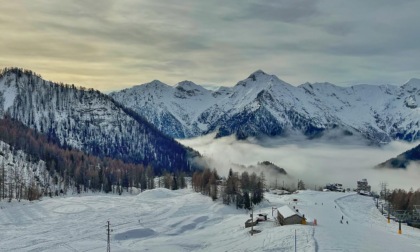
top-left (0, 67), bottom-right (197, 173)
top-left (377, 144), bottom-right (420, 169)
top-left (110, 70), bottom-right (420, 143)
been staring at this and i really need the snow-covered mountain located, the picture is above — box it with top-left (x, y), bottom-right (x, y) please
top-left (110, 70), bottom-right (420, 143)
top-left (0, 68), bottom-right (195, 173)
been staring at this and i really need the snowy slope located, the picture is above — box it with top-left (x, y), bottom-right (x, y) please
top-left (110, 79), bottom-right (218, 138)
top-left (111, 70), bottom-right (420, 143)
top-left (0, 68), bottom-right (194, 172)
top-left (377, 143), bottom-right (420, 168)
top-left (0, 140), bottom-right (56, 196)
top-left (1, 189), bottom-right (419, 251)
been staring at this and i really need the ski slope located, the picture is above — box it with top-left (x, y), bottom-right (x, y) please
top-left (0, 189), bottom-right (419, 251)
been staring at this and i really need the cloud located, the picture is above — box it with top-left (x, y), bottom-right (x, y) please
top-left (1, 0), bottom-right (420, 91)
top-left (236, 0), bottom-right (321, 23)
top-left (179, 134), bottom-right (420, 192)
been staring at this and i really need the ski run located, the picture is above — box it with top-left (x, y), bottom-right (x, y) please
top-left (1, 189), bottom-right (420, 251)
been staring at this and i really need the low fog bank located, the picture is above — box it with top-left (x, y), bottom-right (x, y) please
top-left (179, 133), bottom-right (420, 192)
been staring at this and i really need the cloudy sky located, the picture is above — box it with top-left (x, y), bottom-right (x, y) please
top-left (1, 0), bottom-right (420, 92)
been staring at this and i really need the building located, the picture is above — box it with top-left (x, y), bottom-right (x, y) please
top-left (357, 179), bottom-right (371, 192)
top-left (325, 183), bottom-right (345, 192)
top-left (277, 205), bottom-right (305, 226)
top-left (271, 189), bottom-right (291, 195)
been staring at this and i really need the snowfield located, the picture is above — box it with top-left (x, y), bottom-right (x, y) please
top-left (1, 189), bottom-right (419, 251)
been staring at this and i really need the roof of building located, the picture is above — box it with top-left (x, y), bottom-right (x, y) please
top-left (277, 205), bottom-right (303, 219)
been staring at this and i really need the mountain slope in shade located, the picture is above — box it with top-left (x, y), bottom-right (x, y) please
top-left (110, 70), bottom-right (420, 143)
top-left (377, 144), bottom-right (420, 168)
top-left (0, 68), bottom-right (196, 173)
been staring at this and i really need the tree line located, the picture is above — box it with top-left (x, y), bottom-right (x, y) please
top-left (192, 168), bottom-right (265, 209)
top-left (0, 117), bottom-right (160, 201)
top-left (388, 188), bottom-right (420, 212)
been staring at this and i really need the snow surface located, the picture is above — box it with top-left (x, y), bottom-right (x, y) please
top-left (1, 189), bottom-right (419, 251)
top-left (277, 205), bottom-right (303, 218)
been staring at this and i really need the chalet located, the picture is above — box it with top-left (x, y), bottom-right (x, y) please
top-left (277, 205), bottom-right (306, 226)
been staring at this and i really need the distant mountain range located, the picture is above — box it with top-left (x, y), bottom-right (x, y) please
top-left (0, 68), bottom-right (196, 173)
top-left (377, 144), bottom-right (420, 169)
top-left (110, 70), bottom-right (420, 144)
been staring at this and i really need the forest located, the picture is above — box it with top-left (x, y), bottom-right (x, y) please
top-left (388, 188), bottom-right (420, 212)
top-left (0, 117), bottom-right (174, 201)
top-left (0, 67), bottom-right (195, 174)
top-left (191, 168), bottom-right (265, 209)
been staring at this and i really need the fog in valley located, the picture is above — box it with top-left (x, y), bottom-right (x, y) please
top-left (179, 133), bottom-right (420, 192)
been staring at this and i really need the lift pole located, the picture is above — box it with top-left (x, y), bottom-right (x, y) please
top-left (107, 221), bottom-right (111, 252)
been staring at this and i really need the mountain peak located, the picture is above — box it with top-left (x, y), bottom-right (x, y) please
top-left (176, 80), bottom-right (200, 89)
top-left (149, 79), bottom-right (166, 85)
top-left (1, 67), bottom-right (42, 79)
top-left (175, 80), bottom-right (210, 94)
top-left (403, 78), bottom-right (420, 89)
top-left (139, 80), bottom-right (170, 89)
top-left (247, 70), bottom-right (269, 81)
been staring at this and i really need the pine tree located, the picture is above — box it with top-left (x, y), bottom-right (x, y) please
top-left (172, 173), bottom-right (178, 190)
top-left (163, 172), bottom-right (171, 189)
top-left (298, 179), bottom-right (306, 190)
top-left (243, 191), bottom-right (251, 210)
top-left (210, 170), bottom-right (218, 200)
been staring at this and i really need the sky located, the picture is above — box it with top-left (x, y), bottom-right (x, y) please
top-left (1, 0), bottom-right (420, 92)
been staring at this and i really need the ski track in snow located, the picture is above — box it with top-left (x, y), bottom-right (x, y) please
top-left (0, 189), bottom-right (420, 251)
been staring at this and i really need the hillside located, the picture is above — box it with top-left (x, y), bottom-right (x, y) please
top-left (1, 189), bottom-right (419, 251)
top-left (0, 68), bottom-right (197, 173)
top-left (0, 117), bottom-right (158, 197)
top-left (110, 70), bottom-right (420, 143)
top-left (377, 144), bottom-right (420, 169)
top-left (0, 138), bottom-right (52, 201)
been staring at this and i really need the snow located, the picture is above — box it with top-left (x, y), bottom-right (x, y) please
top-left (277, 205), bottom-right (302, 218)
top-left (1, 189), bottom-right (419, 251)
top-left (111, 70), bottom-right (420, 142)
top-left (0, 76), bottom-right (17, 110)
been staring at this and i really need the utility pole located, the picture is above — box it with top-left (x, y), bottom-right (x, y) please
top-left (0, 162), bottom-right (6, 200)
top-left (398, 219), bottom-right (402, 234)
top-left (380, 181), bottom-right (391, 223)
top-left (1, 163), bottom-right (4, 200)
top-left (106, 221), bottom-right (112, 252)
top-left (388, 203), bottom-right (391, 224)
top-left (250, 192), bottom-right (254, 236)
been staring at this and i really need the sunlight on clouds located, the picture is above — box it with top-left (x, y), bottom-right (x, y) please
top-left (1, 0), bottom-right (420, 91)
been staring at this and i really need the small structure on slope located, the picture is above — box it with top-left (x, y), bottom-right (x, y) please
top-left (357, 179), bottom-right (371, 195)
top-left (325, 183), bottom-right (345, 192)
top-left (277, 205), bottom-right (306, 226)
